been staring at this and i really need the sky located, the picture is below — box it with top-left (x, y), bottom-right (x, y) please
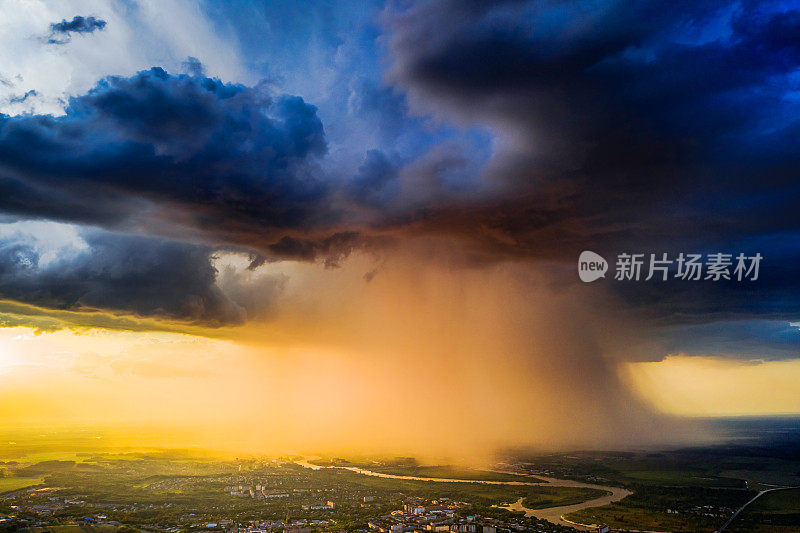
top-left (0, 0), bottom-right (799, 459)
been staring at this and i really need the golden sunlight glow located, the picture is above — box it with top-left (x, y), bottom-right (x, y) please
top-left (2, 249), bottom-right (797, 459)
top-left (626, 355), bottom-right (800, 416)
top-left (0, 249), bottom-right (688, 458)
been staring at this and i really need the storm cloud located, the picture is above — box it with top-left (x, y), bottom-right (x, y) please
top-left (380, 0), bottom-right (800, 328)
top-left (1, 1), bottom-right (799, 350)
top-left (0, 229), bottom-right (249, 324)
top-left (0, 67), bottom-right (338, 248)
top-left (48, 15), bottom-right (107, 44)
top-left (1, 0), bottom-right (799, 455)
top-left (0, 67), bottom-right (367, 324)
top-left (386, 0), bottom-right (800, 250)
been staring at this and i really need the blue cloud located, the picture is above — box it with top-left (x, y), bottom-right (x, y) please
top-left (2, 0), bottom-right (800, 340)
top-left (348, 150), bottom-right (398, 207)
top-left (48, 15), bottom-right (107, 44)
top-left (0, 67), bottom-right (331, 244)
top-left (0, 230), bottom-right (246, 325)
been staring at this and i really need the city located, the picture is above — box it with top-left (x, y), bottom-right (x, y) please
top-left (0, 423), bottom-right (798, 532)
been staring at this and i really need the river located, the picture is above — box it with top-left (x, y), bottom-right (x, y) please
top-left (294, 457), bottom-right (631, 530)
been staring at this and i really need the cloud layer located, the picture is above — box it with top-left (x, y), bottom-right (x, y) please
top-left (0, 68), bottom-right (329, 237)
top-left (0, 1), bottom-right (799, 355)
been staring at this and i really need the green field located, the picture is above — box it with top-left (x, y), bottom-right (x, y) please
top-left (310, 466), bottom-right (598, 508)
top-left (750, 488), bottom-right (800, 513)
top-left (0, 443), bottom-right (604, 532)
top-left (0, 426), bottom-right (797, 532)
top-left (625, 469), bottom-right (742, 487)
top-left (368, 464), bottom-right (541, 483)
top-left (564, 485), bottom-right (755, 532)
top-left (521, 487), bottom-right (608, 509)
top-left (729, 488), bottom-right (800, 532)
top-left (0, 476), bottom-right (44, 493)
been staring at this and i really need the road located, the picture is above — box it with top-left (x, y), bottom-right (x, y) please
top-left (716, 485), bottom-right (800, 532)
top-left (295, 457), bottom-right (631, 530)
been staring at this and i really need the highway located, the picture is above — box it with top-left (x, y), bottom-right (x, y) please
top-left (716, 485), bottom-right (800, 532)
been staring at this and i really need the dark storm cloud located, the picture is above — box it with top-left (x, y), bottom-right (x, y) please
top-left (384, 0), bottom-right (800, 324)
top-left (0, 175), bottom-right (133, 226)
top-left (0, 67), bottom-right (377, 326)
top-left (3, 1), bottom-right (800, 335)
top-left (387, 0), bottom-right (800, 230)
top-left (268, 231), bottom-right (362, 267)
top-left (0, 230), bottom-right (246, 325)
top-left (657, 320), bottom-right (800, 361)
top-left (0, 67), bottom-right (348, 255)
top-left (608, 234), bottom-right (800, 325)
top-left (51, 15), bottom-right (107, 34)
top-left (47, 16), bottom-right (107, 44)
